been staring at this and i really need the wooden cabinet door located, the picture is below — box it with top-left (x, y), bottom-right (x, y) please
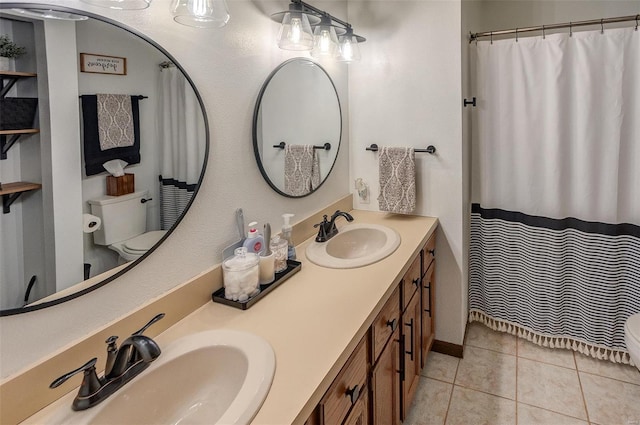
top-left (402, 291), bottom-right (421, 420)
top-left (421, 262), bottom-right (435, 370)
top-left (371, 326), bottom-right (400, 425)
top-left (343, 386), bottom-right (369, 425)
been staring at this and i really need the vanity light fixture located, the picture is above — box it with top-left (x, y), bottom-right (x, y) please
top-left (79, 0), bottom-right (152, 10)
top-left (170, 0), bottom-right (230, 28)
top-left (271, 0), bottom-right (365, 61)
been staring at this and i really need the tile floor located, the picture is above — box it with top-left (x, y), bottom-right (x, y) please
top-left (404, 322), bottom-right (640, 425)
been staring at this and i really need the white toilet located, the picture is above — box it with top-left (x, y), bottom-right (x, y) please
top-left (88, 190), bottom-right (166, 263)
top-left (624, 313), bottom-right (640, 369)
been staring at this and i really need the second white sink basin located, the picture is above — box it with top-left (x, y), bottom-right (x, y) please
top-left (46, 330), bottom-right (275, 425)
top-left (306, 223), bottom-right (401, 269)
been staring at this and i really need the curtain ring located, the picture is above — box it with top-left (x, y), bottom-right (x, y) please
top-left (490, 31), bottom-right (493, 45)
top-left (542, 25), bottom-right (546, 39)
top-left (569, 22), bottom-right (573, 37)
top-left (515, 28), bottom-right (519, 42)
top-left (635, 14), bottom-right (638, 31)
top-left (601, 18), bottom-right (604, 34)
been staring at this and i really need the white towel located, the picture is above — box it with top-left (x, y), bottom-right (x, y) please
top-left (284, 144), bottom-right (321, 196)
top-left (377, 146), bottom-right (416, 214)
top-left (97, 94), bottom-right (135, 151)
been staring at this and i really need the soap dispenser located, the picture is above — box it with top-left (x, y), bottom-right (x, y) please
top-left (282, 213), bottom-right (296, 260)
top-left (243, 221), bottom-right (265, 254)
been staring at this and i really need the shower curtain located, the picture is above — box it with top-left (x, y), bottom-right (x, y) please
top-left (157, 66), bottom-right (206, 230)
top-left (469, 27), bottom-right (640, 364)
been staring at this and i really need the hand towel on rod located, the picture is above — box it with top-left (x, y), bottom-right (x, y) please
top-left (284, 144), bottom-right (320, 196)
top-left (80, 95), bottom-right (141, 176)
top-left (97, 94), bottom-right (135, 150)
top-left (377, 146), bottom-right (416, 214)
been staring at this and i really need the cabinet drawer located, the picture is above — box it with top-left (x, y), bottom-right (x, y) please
top-left (422, 234), bottom-right (436, 274)
top-left (402, 254), bottom-right (421, 312)
top-left (371, 287), bottom-right (400, 364)
top-left (319, 336), bottom-right (368, 425)
top-left (343, 384), bottom-right (368, 425)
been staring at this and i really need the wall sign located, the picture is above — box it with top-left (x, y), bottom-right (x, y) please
top-left (80, 53), bottom-right (127, 75)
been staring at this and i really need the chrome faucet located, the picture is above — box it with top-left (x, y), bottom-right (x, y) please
top-left (314, 210), bottom-right (354, 242)
top-left (50, 313), bottom-right (164, 411)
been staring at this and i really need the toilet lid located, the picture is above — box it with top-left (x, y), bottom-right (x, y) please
top-left (627, 314), bottom-right (640, 341)
top-left (123, 230), bottom-right (166, 253)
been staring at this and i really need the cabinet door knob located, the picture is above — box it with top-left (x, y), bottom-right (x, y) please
top-left (427, 248), bottom-right (435, 256)
top-left (345, 384), bottom-right (360, 405)
top-left (386, 318), bottom-right (398, 331)
top-left (412, 277), bottom-right (420, 287)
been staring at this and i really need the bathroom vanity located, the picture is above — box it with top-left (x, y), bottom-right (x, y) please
top-left (15, 207), bottom-right (438, 425)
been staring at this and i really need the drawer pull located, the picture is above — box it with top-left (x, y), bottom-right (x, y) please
top-left (427, 248), bottom-right (435, 256)
top-left (405, 318), bottom-right (414, 361)
top-left (345, 384), bottom-right (360, 405)
top-left (386, 318), bottom-right (398, 331)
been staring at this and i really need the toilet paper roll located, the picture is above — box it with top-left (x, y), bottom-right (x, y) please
top-left (83, 213), bottom-right (102, 233)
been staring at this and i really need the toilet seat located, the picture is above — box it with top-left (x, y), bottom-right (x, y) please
top-left (109, 230), bottom-right (167, 262)
top-left (626, 313), bottom-right (640, 342)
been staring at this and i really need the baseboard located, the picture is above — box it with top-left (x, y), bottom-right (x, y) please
top-left (432, 339), bottom-right (464, 358)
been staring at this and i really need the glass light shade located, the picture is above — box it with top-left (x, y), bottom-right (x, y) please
top-left (80, 0), bottom-right (151, 10)
top-left (311, 18), bottom-right (339, 58)
top-left (170, 0), bottom-right (230, 28)
top-left (338, 32), bottom-right (361, 62)
top-left (277, 12), bottom-right (314, 51)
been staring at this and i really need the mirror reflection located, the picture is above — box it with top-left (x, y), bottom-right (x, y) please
top-left (0, 7), bottom-right (207, 314)
top-left (253, 58), bottom-right (341, 197)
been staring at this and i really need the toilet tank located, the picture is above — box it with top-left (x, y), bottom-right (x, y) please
top-left (88, 190), bottom-right (149, 246)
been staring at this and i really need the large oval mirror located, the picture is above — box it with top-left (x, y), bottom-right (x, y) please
top-left (253, 58), bottom-right (341, 197)
top-left (0, 5), bottom-right (208, 315)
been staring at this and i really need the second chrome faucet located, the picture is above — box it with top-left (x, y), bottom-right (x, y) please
top-left (50, 313), bottom-right (165, 411)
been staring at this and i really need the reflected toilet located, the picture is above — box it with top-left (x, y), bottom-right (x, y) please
top-left (625, 313), bottom-right (640, 370)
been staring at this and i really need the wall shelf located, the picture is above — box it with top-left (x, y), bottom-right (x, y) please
top-left (0, 181), bottom-right (42, 214)
top-left (0, 129), bottom-right (40, 160)
top-left (0, 71), bottom-right (37, 97)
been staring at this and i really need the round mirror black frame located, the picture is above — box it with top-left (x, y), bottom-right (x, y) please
top-left (252, 58), bottom-right (342, 198)
top-left (0, 3), bottom-right (210, 316)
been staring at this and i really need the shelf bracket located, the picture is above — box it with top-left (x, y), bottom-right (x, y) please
top-left (1, 134), bottom-right (22, 160)
top-left (0, 76), bottom-right (19, 98)
top-left (3, 192), bottom-right (22, 214)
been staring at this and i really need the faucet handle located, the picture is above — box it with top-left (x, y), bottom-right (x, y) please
top-left (132, 313), bottom-right (165, 336)
top-left (50, 358), bottom-right (102, 396)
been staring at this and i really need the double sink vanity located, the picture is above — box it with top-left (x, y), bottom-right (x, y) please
top-left (19, 207), bottom-right (438, 425)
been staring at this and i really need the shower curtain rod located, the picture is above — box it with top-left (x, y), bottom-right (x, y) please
top-left (469, 14), bottom-right (639, 42)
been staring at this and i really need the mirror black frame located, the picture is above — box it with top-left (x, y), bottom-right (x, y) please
top-left (0, 3), bottom-right (210, 316)
top-left (252, 58), bottom-right (341, 198)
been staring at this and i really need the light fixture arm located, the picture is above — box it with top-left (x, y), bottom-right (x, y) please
top-left (294, 0), bottom-right (351, 30)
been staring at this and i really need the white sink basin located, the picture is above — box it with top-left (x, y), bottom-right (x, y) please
top-left (305, 223), bottom-right (401, 269)
top-left (48, 330), bottom-right (275, 425)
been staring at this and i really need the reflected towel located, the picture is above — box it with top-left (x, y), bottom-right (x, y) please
top-left (377, 146), bottom-right (416, 214)
top-left (81, 95), bottom-right (141, 176)
top-left (284, 144), bottom-right (320, 196)
top-left (97, 94), bottom-right (135, 150)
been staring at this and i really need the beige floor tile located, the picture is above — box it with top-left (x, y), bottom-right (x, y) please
top-left (422, 351), bottom-right (459, 383)
top-left (465, 322), bottom-right (517, 355)
top-left (455, 346), bottom-right (516, 399)
top-left (517, 358), bottom-right (587, 420)
top-left (445, 386), bottom-right (516, 425)
top-left (517, 403), bottom-right (588, 425)
top-left (574, 353), bottom-right (640, 385)
top-left (580, 372), bottom-right (640, 425)
top-left (517, 338), bottom-right (576, 369)
top-left (403, 378), bottom-right (452, 425)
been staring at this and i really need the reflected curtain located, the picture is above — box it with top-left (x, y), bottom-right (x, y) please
top-left (157, 66), bottom-right (206, 230)
top-left (470, 28), bottom-right (640, 364)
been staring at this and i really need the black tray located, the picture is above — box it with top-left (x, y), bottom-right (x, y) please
top-left (212, 260), bottom-right (302, 310)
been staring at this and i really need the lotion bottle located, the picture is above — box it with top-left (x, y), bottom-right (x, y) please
top-left (243, 221), bottom-right (265, 254)
top-left (282, 213), bottom-right (296, 260)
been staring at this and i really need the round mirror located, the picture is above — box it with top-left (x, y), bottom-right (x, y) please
top-left (253, 58), bottom-right (341, 197)
top-left (0, 5), bottom-right (208, 315)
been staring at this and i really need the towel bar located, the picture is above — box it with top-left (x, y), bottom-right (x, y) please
top-left (366, 143), bottom-right (436, 154)
top-left (78, 95), bottom-right (148, 100)
top-left (273, 142), bottom-right (331, 151)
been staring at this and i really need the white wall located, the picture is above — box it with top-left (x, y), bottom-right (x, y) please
top-left (348, 0), bottom-right (465, 346)
top-left (0, 0), bottom-right (350, 379)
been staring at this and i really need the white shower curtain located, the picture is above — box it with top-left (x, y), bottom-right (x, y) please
top-left (470, 28), bottom-right (640, 363)
top-left (158, 66), bottom-right (206, 230)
